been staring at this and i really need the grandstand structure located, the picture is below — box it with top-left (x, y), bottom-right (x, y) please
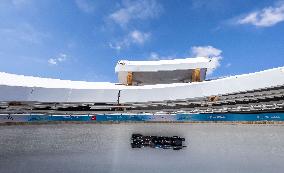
top-left (0, 57), bottom-right (284, 115)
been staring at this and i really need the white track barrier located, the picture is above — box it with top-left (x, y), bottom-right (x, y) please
top-left (0, 67), bottom-right (284, 103)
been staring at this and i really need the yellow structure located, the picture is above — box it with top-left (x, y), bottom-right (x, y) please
top-left (191, 68), bottom-right (201, 82)
top-left (208, 96), bottom-right (219, 102)
top-left (127, 72), bottom-right (133, 85)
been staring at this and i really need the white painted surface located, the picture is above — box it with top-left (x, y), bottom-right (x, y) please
top-left (120, 67), bottom-right (284, 103)
top-left (115, 57), bottom-right (218, 72)
top-left (0, 67), bottom-right (284, 103)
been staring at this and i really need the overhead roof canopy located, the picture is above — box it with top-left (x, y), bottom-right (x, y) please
top-left (115, 57), bottom-right (220, 72)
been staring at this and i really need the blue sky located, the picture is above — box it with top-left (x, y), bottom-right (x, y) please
top-left (0, 0), bottom-right (284, 82)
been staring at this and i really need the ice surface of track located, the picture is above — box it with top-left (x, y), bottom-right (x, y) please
top-left (0, 124), bottom-right (284, 173)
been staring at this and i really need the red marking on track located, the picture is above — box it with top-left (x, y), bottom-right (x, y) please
top-left (91, 115), bottom-right (96, 121)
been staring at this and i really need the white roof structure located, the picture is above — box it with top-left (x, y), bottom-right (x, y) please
top-left (115, 57), bottom-right (219, 72)
top-left (0, 72), bottom-right (116, 89)
top-left (0, 67), bottom-right (284, 103)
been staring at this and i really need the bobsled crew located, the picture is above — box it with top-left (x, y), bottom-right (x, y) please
top-left (131, 134), bottom-right (186, 150)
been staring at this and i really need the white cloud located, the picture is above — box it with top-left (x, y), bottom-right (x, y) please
top-left (109, 30), bottom-right (150, 50)
top-left (75, 0), bottom-right (95, 13)
top-left (148, 52), bottom-right (176, 60)
top-left (225, 63), bottom-right (232, 68)
top-left (0, 23), bottom-right (49, 44)
top-left (149, 52), bottom-right (160, 60)
top-left (130, 30), bottom-right (150, 44)
top-left (57, 53), bottom-right (67, 62)
top-left (109, 0), bottom-right (162, 26)
top-left (48, 53), bottom-right (67, 65)
top-left (109, 43), bottom-right (122, 51)
top-left (190, 45), bottom-right (222, 75)
top-left (191, 45), bottom-right (222, 57)
top-left (237, 2), bottom-right (284, 27)
top-left (48, 58), bottom-right (57, 65)
top-left (11, 0), bottom-right (32, 7)
top-left (206, 56), bottom-right (222, 75)
top-left (145, 45), bottom-right (223, 75)
top-left (148, 45), bottom-right (222, 62)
